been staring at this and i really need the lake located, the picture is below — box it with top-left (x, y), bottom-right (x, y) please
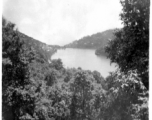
top-left (51, 48), bottom-right (116, 78)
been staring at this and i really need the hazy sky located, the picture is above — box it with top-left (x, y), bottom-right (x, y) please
top-left (3, 0), bottom-right (123, 45)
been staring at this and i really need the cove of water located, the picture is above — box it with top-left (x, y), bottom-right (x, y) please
top-left (51, 48), bottom-right (116, 78)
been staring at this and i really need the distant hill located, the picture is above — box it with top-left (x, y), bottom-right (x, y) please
top-left (18, 32), bottom-right (60, 61)
top-left (64, 29), bottom-right (115, 50)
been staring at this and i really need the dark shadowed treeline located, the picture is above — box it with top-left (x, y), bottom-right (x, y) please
top-left (105, 0), bottom-right (149, 90)
top-left (104, 0), bottom-right (149, 119)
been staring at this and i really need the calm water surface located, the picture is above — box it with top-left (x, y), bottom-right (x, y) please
top-left (51, 48), bottom-right (116, 78)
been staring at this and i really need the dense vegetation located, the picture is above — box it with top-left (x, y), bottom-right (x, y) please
top-left (2, 0), bottom-right (149, 120)
top-left (65, 29), bottom-right (115, 51)
top-left (105, 0), bottom-right (149, 90)
top-left (19, 30), bottom-right (59, 62)
top-left (2, 18), bottom-right (106, 120)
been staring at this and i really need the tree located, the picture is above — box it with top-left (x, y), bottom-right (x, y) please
top-left (105, 0), bottom-right (150, 90)
top-left (103, 70), bottom-right (148, 120)
top-left (69, 70), bottom-right (105, 120)
top-left (2, 18), bottom-right (39, 120)
top-left (49, 59), bottom-right (63, 70)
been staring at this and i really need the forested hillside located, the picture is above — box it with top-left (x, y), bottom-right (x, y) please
top-left (65, 29), bottom-right (115, 50)
top-left (18, 32), bottom-right (59, 61)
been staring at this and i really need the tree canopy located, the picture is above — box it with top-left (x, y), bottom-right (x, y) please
top-left (105, 0), bottom-right (150, 90)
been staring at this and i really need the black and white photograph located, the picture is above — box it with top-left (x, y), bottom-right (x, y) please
top-left (2, 0), bottom-right (150, 120)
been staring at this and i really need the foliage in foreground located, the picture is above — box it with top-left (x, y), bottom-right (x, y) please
top-left (105, 0), bottom-right (150, 90)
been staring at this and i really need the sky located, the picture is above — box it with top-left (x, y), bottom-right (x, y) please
top-left (3, 0), bottom-right (123, 46)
